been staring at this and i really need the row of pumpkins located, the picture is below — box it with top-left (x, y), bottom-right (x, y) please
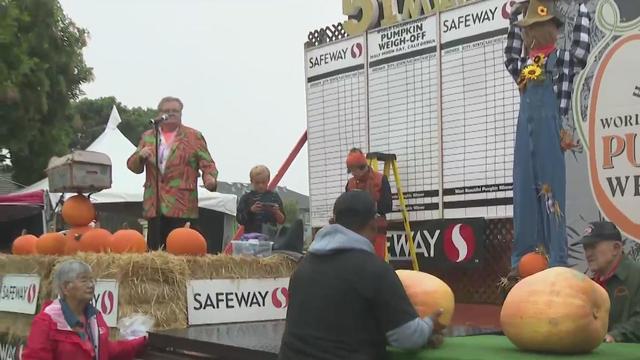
top-left (396, 257), bottom-right (609, 354)
top-left (11, 194), bottom-right (207, 256)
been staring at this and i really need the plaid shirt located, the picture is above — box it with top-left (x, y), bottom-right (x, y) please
top-left (504, 4), bottom-right (591, 117)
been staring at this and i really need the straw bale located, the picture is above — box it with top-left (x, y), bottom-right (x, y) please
top-left (0, 251), bottom-right (298, 336)
top-left (186, 254), bottom-right (297, 279)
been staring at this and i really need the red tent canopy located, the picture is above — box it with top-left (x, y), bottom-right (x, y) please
top-left (0, 190), bottom-right (46, 206)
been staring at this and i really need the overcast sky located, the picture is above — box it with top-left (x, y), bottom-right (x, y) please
top-left (58, 0), bottom-right (345, 195)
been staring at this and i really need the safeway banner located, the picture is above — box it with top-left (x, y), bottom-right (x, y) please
top-left (187, 278), bottom-right (290, 325)
top-left (0, 274), bottom-right (40, 315)
top-left (94, 279), bottom-right (119, 327)
top-left (387, 218), bottom-right (486, 270)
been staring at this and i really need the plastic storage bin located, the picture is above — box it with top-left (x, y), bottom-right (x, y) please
top-left (231, 240), bottom-right (273, 258)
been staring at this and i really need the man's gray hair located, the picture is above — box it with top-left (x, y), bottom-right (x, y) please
top-left (53, 260), bottom-right (92, 298)
top-left (157, 96), bottom-right (184, 111)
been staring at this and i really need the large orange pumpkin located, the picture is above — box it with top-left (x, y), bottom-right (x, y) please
top-left (110, 225), bottom-right (147, 254)
top-left (36, 232), bottom-right (66, 255)
top-left (395, 270), bottom-right (455, 327)
top-left (62, 194), bottom-right (96, 226)
top-left (12, 230), bottom-right (38, 255)
top-left (166, 222), bottom-right (207, 256)
top-left (501, 267), bottom-right (610, 354)
top-left (78, 227), bottom-right (112, 253)
top-left (518, 247), bottom-right (549, 278)
top-left (63, 226), bottom-right (92, 255)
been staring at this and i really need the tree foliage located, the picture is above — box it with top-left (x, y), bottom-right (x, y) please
top-left (69, 97), bottom-right (156, 150)
top-left (0, 0), bottom-right (93, 184)
top-left (283, 199), bottom-right (300, 226)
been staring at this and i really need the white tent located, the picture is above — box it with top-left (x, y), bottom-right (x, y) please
top-left (19, 106), bottom-right (236, 215)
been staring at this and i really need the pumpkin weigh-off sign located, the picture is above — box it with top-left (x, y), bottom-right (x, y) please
top-left (588, 33), bottom-right (640, 242)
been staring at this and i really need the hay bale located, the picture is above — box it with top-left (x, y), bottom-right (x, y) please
top-left (185, 254), bottom-right (297, 279)
top-left (0, 251), bottom-right (298, 337)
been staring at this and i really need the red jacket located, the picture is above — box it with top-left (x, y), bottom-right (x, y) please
top-left (22, 299), bottom-right (147, 360)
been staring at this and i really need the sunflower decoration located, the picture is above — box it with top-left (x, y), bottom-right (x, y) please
top-left (537, 5), bottom-right (548, 16)
top-left (517, 73), bottom-right (527, 90)
top-left (533, 53), bottom-right (546, 66)
top-left (522, 64), bottom-right (543, 80)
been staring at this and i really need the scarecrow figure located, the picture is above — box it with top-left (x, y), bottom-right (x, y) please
top-left (504, 0), bottom-right (591, 276)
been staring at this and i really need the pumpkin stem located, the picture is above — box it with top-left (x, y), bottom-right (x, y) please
top-left (21, 229), bottom-right (28, 236)
top-left (185, 222), bottom-right (191, 229)
top-left (121, 222), bottom-right (129, 230)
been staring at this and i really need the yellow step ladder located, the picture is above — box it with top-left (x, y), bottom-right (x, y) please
top-left (366, 152), bottom-right (419, 271)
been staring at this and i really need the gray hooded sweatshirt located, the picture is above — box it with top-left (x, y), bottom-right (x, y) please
top-left (308, 224), bottom-right (435, 350)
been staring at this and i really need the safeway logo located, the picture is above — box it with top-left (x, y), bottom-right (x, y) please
top-left (271, 287), bottom-right (289, 309)
top-left (95, 290), bottom-right (115, 315)
top-left (26, 284), bottom-right (37, 304)
top-left (350, 43), bottom-right (363, 59)
top-left (443, 224), bottom-right (476, 263)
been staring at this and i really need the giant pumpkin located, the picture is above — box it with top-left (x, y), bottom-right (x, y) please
top-left (62, 194), bottom-right (96, 226)
top-left (36, 232), bottom-right (66, 255)
top-left (12, 230), bottom-right (38, 255)
top-left (501, 267), bottom-right (610, 354)
top-left (395, 270), bottom-right (455, 327)
top-left (166, 222), bottom-right (207, 256)
top-left (110, 225), bottom-right (147, 253)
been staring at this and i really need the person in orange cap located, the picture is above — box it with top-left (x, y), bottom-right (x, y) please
top-left (344, 148), bottom-right (392, 259)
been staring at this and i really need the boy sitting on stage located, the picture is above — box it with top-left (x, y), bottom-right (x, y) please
top-left (236, 165), bottom-right (286, 236)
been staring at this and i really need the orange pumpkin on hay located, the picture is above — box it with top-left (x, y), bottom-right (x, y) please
top-left (36, 232), bottom-right (66, 255)
top-left (166, 222), bottom-right (207, 256)
top-left (77, 227), bottom-right (112, 253)
top-left (12, 230), bottom-right (38, 255)
top-left (61, 194), bottom-right (96, 227)
top-left (63, 226), bottom-right (92, 255)
top-left (110, 225), bottom-right (147, 254)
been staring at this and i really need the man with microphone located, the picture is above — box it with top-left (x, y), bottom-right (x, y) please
top-left (127, 96), bottom-right (218, 250)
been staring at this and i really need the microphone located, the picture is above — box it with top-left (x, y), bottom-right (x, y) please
top-left (149, 114), bottom-right (169, 125)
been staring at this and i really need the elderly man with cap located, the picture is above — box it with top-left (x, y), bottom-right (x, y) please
top-left (579, 221), bottom-right (640, 343)
top-left (279, 191), bottom-right (444, 359)
top-left (344, 148), bottom-right (392, 259)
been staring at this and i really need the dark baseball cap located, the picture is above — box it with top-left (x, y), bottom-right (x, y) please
top-left (577, 221), bottom-right (623, 246)
top-left (333, 191), bottom-right (376, 229)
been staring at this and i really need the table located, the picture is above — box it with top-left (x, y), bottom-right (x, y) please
top-left (389, 335), bottom-right (640, 360)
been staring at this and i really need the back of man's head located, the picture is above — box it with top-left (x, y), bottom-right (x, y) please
top-left (333, 191), bottom-right (376, 232)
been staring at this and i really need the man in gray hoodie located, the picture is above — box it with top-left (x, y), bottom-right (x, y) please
top-left (278, 191), bottom-right (443, 360)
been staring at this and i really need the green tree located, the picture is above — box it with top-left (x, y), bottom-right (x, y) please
top-left (283, 200), bottom-right (300, 226)
top-left (69, 97), bottom-right (156, 150)
top-left (0, 0), bottom-right (93, 184)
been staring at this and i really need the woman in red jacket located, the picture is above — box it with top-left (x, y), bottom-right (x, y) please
top-left (22, 260), bottom-right (147, 360)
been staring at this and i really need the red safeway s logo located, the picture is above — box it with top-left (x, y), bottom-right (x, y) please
top-left (443, 224), bottom-right (476, 263)
top-left (350, 43), bottom-right (363, 59)
top-left (271, 287), bottom-right (289, 309)
top-left (100, 290), bottom-right (115, 315)
top-left (26, 284), bottom-right (37, 304)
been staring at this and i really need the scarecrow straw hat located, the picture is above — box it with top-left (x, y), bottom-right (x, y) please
top-left (516, 0), bottom-right (563, 28)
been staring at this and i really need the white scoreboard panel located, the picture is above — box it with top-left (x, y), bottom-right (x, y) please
top-left (368, 17), bottom-right (440, 222)
top-left (440, 0), bottom-right (517, 219)
top-left (305, 36), bottom-right (368, 228)
top-left (305, 0), bottom-right (519, 227)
